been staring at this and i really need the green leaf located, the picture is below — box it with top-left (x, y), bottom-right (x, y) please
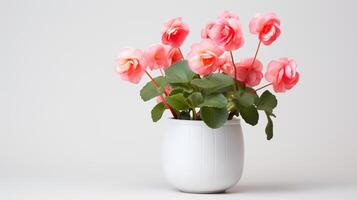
top-left (187, 92), bottom-right (204, 107)
top-left (140, 76), bottom-right (167, 101)
top-left (246, 87), bottom-right (260, 103)
top-left (165, 60), bottom-right (196, 83)
top-left (239, 105), bottom-right (259, 126)
top-left (169, 88), bottom-right (184, 96)
top-left (200, 107), bottom-right (229, 129)
top-left (234, 89), bottom-right (259, 107)
top-left (199, 94), bottom-right (228, 108)
top-left (257, 90), bottom-right (277, 112)
top-left (190, 73), bottom-right (234, 92)
top-left (169, 83), bottom-right (194, 93)
top-left (165, 93), bottom-right (190, 110)
top-left (214, 84), bottom-right (236, 94)
top-left (151, 103), bottom-right (166, 122)
top-left (265, 112), bottom-right (274, 140)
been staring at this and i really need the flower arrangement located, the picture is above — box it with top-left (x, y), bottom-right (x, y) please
top-left (115, 11), bottom-right (299, 140)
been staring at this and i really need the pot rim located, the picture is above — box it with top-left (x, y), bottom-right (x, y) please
top-left (165, 118), bottom-right (240, 126)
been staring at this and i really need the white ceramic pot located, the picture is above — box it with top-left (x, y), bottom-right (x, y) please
top-left (162, 118), bottom-right (244, 193)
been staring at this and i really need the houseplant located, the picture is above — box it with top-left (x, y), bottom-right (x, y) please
top-left (115, 11), bottom-right (299, 193)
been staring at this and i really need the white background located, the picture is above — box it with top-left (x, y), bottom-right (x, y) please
top-left (1, 0), bottom-right (356, 199)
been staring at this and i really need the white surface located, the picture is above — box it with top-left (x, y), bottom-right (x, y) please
top-left (1, 0), bottom-right (357, 199)
top-left (0, 180), bottom-right (356, 200)
top-left (163, 119), bottom-right (243, 193)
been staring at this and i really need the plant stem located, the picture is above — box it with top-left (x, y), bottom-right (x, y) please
top-left (178, 48), bottom-right (184, 60)
top-left (145, 70), bottom-right (158, 86)
top-left (255, 83), bottom-right (272, 92)
top-left (192, 108), bottom-right (197, 120)
top-left (145, 70), bottom-right (168, 96)
top-left (229, 51), bottom-right (238, 91)
top-left (145, 70), bottom-right (177, 119)
top-left (250, 41), bottom-right (262, 68)
top-left (228, 110), bottom-right (237, 120)
top-left (159, 68), bottom-right (165, 77)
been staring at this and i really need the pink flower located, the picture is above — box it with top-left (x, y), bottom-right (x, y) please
top-left (145, 44), bottom-right (168, 70)
top-left (201, 11), bottom-right (244, 51)
top-left (115, 48), bottom-right (147, 84)
top-left (218, 53), bottom-right (235, 74)
top-left (187, 39), bottom-right (224, 75)
top-left (218, 55), bottom-right (263, 87)
top-left (164, 46), bottom-right (183, 66)
top-left (218, 10), bottom-right (240, 20)
top-left (249, 13), bottom-right (281, 45)
top-left (234, 58), bottom-right (263, 87)
top-left (265, 58), bottom-right (299, 93)
top-left (161, 17), bottom-right (190, 48)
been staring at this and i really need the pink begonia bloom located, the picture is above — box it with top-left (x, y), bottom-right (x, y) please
top-left (218, 55), bottom-right (263, 87)
top-left (249, 13), bottom-right (281, 45)
top-left (265, 58), bottom-right (299, 93)
top-left (187, 39), bottom-right (224, 75)
top-left (202, 11), bottom-right (244, 51)
top-left (218, 10), bottom-right (240, 20)
top-left (145, 44), bottom-right (169, 70)
top-left (115, 48), bottom-right (147, 84)
top-left (235, 58), bottom-right (264, 87)
top-left (164, 45), bottom-right (183, 66)
top-left (218, 53), bottom-right (235, 75)
top-left (161, 17), bottom-right (190, 48)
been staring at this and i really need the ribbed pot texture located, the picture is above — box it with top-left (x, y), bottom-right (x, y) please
top-left (162, 118), bottom-right (244, 193)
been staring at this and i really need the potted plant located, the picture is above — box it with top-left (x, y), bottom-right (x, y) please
top-left (115, 11), bottom-right (300, 193)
